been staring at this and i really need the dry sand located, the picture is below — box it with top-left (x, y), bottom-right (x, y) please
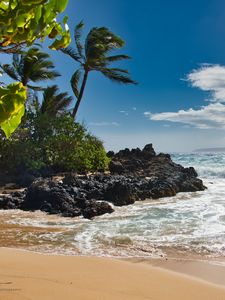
top-left (0, 248), bottom-right (225, 300)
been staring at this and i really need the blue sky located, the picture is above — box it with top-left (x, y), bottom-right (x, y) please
top-left (3, 0), bottom-right (225, 152)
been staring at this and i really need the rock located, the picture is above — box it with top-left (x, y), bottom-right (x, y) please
top-left (23, 179), bottom-right (82, 217)
top-left (0, 193), bottom-right (25, 209)
top-left (0, 143), bottom-right (206, 219)
top-left (109, 161), bottom-right (124, 174)
top-left (108, 144), bottom-right (206, 196)
top-left (142, 143), bottom-right (156, 158)
top-left (82, 200), bottom-right (114, 219)
top-left (104, 179), bottom-right (137, 206)
top-left (21, 178), bottom-right (114, 219)
top-left (16, 172), bottom-right (36, 187)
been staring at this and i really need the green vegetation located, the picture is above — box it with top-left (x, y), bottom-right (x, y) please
top-left (0, 0), bottom-right (70, 136)
top-left (1, 47), bottom-right (60, 91)
top-left (0, 111), bottom-right (110, 174)
top-left (38, 85), bottom-right (73, 116)
top-left (0, 3), bottom-right (136, 175)
top-left (61, 22), bottom-right (137, 119)
top-left (0, 82), bottom-right (26, 138)
top-left (0, 0), bottom-right (70, 53)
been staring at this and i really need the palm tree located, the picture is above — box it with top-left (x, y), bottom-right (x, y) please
top-left (0, 47), bottom-right (60, 92)
top-left (61, 22), bottom-right (137, 119)
top-left (40, 85), bottom-right (73, 116)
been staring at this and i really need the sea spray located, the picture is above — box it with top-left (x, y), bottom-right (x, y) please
top-left (1, 152), bottom-right (225, 259)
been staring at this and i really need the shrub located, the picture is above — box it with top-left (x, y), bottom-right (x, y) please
top-left (0, 113), bottom-right (110, 174)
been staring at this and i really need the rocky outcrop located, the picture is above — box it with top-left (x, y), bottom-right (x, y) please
top-left (21, 178), bottom-right (114, 218)
top-left (0, 144), bottom-right (206, 219)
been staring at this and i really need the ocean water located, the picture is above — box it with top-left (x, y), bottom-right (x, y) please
top-left (1, 152), bottom-right (225, 259)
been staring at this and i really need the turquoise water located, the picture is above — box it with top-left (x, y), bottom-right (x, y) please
top-left (1, 152), bottom-right (225, 258)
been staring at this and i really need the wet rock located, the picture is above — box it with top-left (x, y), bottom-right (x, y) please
top-left (109, 144), bottom-right (206, 195)
top-left (82, 200), bottom-right (114, 219)
top-left (0, 143), bottom-right (206, 219)
top-left (0, 193), bottom-right (25, 209)
top-left (23, 179), bottom-right (82, 217)
top-left (104, 180), bottom-right (137, 206)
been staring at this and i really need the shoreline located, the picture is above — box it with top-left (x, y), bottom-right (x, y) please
top-left (1, 248), bottom-right (225, 300)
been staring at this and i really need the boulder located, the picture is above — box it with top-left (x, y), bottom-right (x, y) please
top-left (82, 200), bottom-right (114, 219)
top-left (23, 179), bottom-right (82, 217)
top-left (104, 180), bottom-right (137, 206)
top-left (0, 143), bottom-right (206, 219)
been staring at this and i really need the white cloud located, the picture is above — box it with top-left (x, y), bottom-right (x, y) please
top-left (145, 64), bottom-right (225, 130)
top-left (132, 107), bottom-right (137, 111)
top-left (187, 64), bottom-right (225, 102)
top-left (89, 122), bottom-right (119, 127)
top-left (145, 102), bottom-right (225, 129)
top-left (119, 110), bottom-right (129, 116)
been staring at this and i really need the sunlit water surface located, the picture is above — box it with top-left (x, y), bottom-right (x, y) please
top-left (1, 152), bottom-right (225, 259)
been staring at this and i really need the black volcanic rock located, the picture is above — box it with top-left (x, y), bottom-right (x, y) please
top-left (22, 179), bottom-right (82, 217)
top-left (22, 178), bottom-right (114, 219)
top-left (104, 179), bottom-right (137, 206)
top-left (82, 200), bottom-right (114, 219)
top-left (0, 144), bottom-right (206, 219)
top-left (0, 190), bottom-right (26, 210)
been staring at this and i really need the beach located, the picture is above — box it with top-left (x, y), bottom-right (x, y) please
top-left (1, 153), bottom-right (225, 299)
top-left (1, 248), bottom-right (225, 300)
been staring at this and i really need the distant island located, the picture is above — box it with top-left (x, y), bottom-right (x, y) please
top-left (194, 147), bottom-right (225, 152)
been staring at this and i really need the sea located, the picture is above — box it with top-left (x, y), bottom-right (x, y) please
top-left (1, 152), bottom-right (225, 260)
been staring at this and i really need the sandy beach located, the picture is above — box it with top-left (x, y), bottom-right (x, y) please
top-left (0, 248), bottom-right (225, 300)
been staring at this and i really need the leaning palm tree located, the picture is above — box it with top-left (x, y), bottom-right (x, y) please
top-left (40, 85), bottom-right (73, 116)
top-left (0, 47), bottom-right (60, 92)
top-left (61, 22), bottom-right (136, 119)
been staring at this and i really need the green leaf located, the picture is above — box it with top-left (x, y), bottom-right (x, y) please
top-left (1, 104), bottom-right (25, 137)
top-left (0, 0), bottom-right (71, 52)
top-left (0, 82), bottom-right (26, 137)
top-left (71, 70), bottom-right (81, 98)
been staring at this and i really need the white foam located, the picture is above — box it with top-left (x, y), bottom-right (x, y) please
top-left (1, 153), bottom-right (225, 258)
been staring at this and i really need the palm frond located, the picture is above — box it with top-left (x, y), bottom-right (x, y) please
top-left (85, 27), bottom-right (125, 60)
top-left (12, 53), bottom-right (20, 69)
top-left (60, 46), bottom-right (81, 62)
top-left (100, 68), bottom-right (137, 84)
top-left (104, 54), bottom-right (130, 63)
top-left (27, 84), bottom-right (43, 91)
top-left (41, 85), bottom-right (58, 114)
top-left (29, 70), bottom-right (60, 82)
top-left (54, 93), bottom-right (73, 112)
top-left (41, 85), bottom-right (73, 116)
top-left (74, 21), bottom-right (85, 58)
top-left (0, 64), bottom-right (19, 81)
top-left (70, 69), bottom-right (81, 98)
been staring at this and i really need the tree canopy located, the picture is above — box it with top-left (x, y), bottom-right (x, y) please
top-left (1, 47), bottom-right (60, 90)
top-left (0, 0), bottom-right (70, 137)
top-left (61, 22), bottom-right (137, 119)
top-left (0, 0), bottom-right (71, 53)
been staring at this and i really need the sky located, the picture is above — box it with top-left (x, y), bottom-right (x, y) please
top-left (3, 0), bottom-right (225, 152)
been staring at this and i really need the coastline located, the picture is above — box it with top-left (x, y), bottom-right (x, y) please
top-left (1, 248), bottom-right (225, 300)
top-left (129, 257), bottom-right (225, 287)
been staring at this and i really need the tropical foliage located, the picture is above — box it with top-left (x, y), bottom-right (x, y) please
top-left (38, 85), bottom-right (73, 116)
top-left (0, 82), bottom-right (26, 138)
top-left (0, 0), bottom-right (70, 137)
top-left (61, 22), bottom-right (136, 119)
top-left (1, 47), bottom-right (60, 91)
top-left (0, 0), bottom-right (70, 53)
top-left (0, 4), bottom-right (136, 175)
top-left (0, 113), bottom-right (110, 173)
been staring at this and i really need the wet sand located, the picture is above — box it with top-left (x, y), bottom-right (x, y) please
top-left (131, 257), bottom-right (225, 287)
top-left (0, 248), bottom-right (225, 300)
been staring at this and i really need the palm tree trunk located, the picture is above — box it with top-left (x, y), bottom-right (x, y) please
top-left (72, 70), bottom-right (89, 120)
